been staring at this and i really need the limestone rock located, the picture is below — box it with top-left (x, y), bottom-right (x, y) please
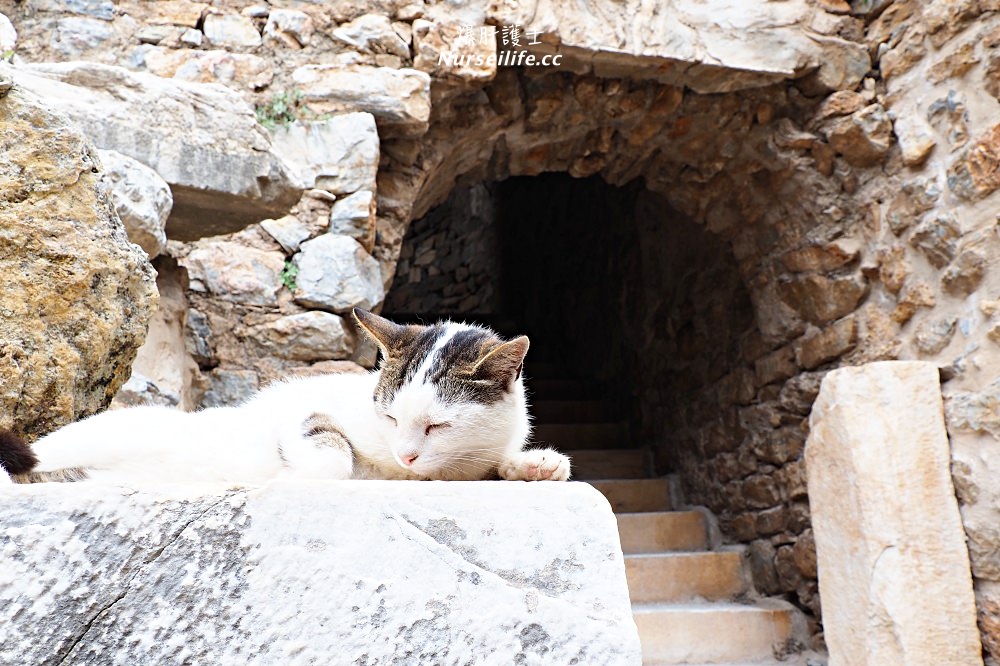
top-left (777, 273), bottom-right (867, 325)
top-left (148, 1), bottom-right (209, 28)
top-left (198, 368), bottom-right (259, 407)
top-left (143, 47), bottom-right (274, 90)
top-left (487, 0), bottom-right (868, 93)
top-left (332, 13), bottom-right (410, 59)
top-left (263, 9), bottom-right (314, 48)
top-left (269, 114), bottom-right (380, 195)
top-left (291, 64), bottom-right (431, 137)
top-left (260, 215), bottom-right (311, 254)
top-left (412, 19), bottom-right (497, 82)
top-left (0, 65), bottom-right (158, 439)
top-left (823, 103), bottom-right (893, 167)
top-left (0, 13), bottom-right (16, 53)
top-left (249, 311), bottom-right (355, 361)
top-left (31, 0), bottom-right (115, 20)
top-left (892, 113), bottom-right (936, 167)
top-left (293, 235), bottom-right (385, 313)
top-left (0, 481), bottom-right (639, 664)
top-left (180, 240), bottom-right (285, 307)
top-left (35, 16), bottom-right (115, 58)
top-left (806, 362), bottom-right (984, 666)
top-left (203, 13), bottom-right (261, 48)
top-left (910, 214), bottom-right (960, 268)
top-left (14, 61), bottom-right (301, 240)
top-left (98, 149), bottom-right (172, 259)
top-left (329, 190), bottom-right (376, 252)
top-left (948, 124), bottom-right (1000, 200)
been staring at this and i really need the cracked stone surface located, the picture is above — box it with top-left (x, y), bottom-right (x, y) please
top-left (0, 481), bottom-right (640, 665)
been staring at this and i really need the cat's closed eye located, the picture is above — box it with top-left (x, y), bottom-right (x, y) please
top-left (425, 423), bottom-right (450, 436)
top-left (385, 415), bottom-right (398, 426)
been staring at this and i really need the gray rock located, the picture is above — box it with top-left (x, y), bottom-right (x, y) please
top-left (0, 481), bottom-right (640, 665)
top-left (31, 0), bottom-right (115, 20)
top-left (202, 13), bottom-right (261, 48)
top-left (269, 114), bottom-right (379, 194)
top-left (328, 190), bottom-right (375, 250)
top-left (110, 373), bottom-right (181, 408)
top-left (98, 149), bottom-right (172, 259)
top-left (47, 16), bottom-right (114, 57)
top-left (251, 311), bottom-right (355, 361)
top-left (180, 240), bottom-right (285, 307)
top-left (198, 368), bottom-right (259, 407)
top-left (14, 61), bottom-right (301, 240)
top-left (291, 64), bottom-right (431, 137)
top-left (293, 235), bottom-right (384, 313)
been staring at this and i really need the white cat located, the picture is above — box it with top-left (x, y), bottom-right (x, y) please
top-left (0, 310), bottom-right (571, 485)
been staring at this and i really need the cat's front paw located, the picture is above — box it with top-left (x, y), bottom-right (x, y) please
top-left (498, 448), bottom-right (571, 482)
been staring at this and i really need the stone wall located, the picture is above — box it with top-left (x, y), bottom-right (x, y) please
top-left (385, 183), bottom-right (500, 315)
top-left (5, 0), bottom-right (1000, 657)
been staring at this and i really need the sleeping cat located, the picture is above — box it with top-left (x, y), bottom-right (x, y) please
top-left (0, 309), bottom-right (571, 485)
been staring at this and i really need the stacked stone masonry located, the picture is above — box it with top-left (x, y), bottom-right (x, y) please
top-left (4, 0), bottom-right (1000, 658)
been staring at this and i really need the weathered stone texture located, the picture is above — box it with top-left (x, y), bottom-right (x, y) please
top-left (0, 481), bottom-right (641, 665)
top-left (0, 65), bottom-right (158, 439)
top-left (11, 61), bottom-right (301, 240)
top-left (98, 148), bottom-right (172, 259)
top-left (806, 362), bottom-right (983, 666)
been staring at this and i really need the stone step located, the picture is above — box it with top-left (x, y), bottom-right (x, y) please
top-left (617, 511), bottom-right (708, 554)
top-left (632, 599), bottom-right (803, 665)
top-left (587, 478), bottom-right (672, 513)
top-left (534, 422), bottom-right (627, 450)
top-left (566, 448), bottom-right (649, 480)
top-left (625, 551), bottom-right (748, 604)
top-left (526, 378), bottom-right (604, 400)
top-left (531, 399), bottom-right (617, 423)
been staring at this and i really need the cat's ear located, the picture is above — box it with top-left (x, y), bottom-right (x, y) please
top-left (353, 309), bottom-right (414, 358)
top-left (474, 336), bottom-right (529, 390)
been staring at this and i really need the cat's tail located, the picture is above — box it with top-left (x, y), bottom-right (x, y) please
top-left (0, 429), bottom-right (39, 475)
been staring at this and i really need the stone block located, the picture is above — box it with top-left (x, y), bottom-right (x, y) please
top-left (248, 311), bottom-right (355, 362)
top-left (293, 235), bottom-right (385, 313)
top-left (15, 62), bottom-right (301, 240)
top-left (805, 361), bottom-right (984, 666)
top-left (0, 481), bottom-right (640, 665)
top-left (329, 190), bottom-right (377, 252)
top-left (270, 114), bottom-right (380, 195)
top-left (180, 240), bottom-right (285, 307)
top-left (795, 316), bottom-right (857, 370)
top-left (98, 149), bottom-right (172, 259)
top-left (203, 13), bottom-right (261, 48)
top-left (291, 64), bottom-right (431, 137)
top-left (143, 47), bottom-right (274, 90)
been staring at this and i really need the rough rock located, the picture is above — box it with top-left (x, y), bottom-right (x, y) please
top-left (269, 114), bottom-right (379, 195)
top-left (332, 13), bottom-right (410, 59)
top-left (249, 311), bottom-right (355, 361)
top-left (892, 113), bottom-right (936, 167)
top-left (147, 1), bottom-right (209, 28)
top-left (197, 368), bottom-right (259, 407)
top-left (0, 64), bottom-right (158, 439)
top-left (263, 9), bottom-right (314, 48)
top-left (487, 0), bottom-right (868, 93)
top-left (260, 215), bottom-right (311, 254)
top-left (143, 47), bottom-right (274, 90)
top-left (98, 149), bottom-right (172, 259)
top-left (291, 64), bottom-right (431, 136)
top-left (910, 214), bottom-right (960, 268)
top-left (0, 13), bottom-right (15, 53)
top-left (0, 481), bottom-right (639, 665)
top-left (805, 362), bottom-right (984, 666)
top-left (293, 235), bottom-right (385, 313)
top-left (14, 61), bottom-right (301, 240)
top-left (329, 190), bottom-right (376, 251)
top-left (180, 240), bottom-right (285, 307)
top-left (948, 124), bottom-right (1000, 200)
top-left (36, 16), bottom-right (115, 58)
top-left (412, 19), bottom-right (497, 81)
top-left (202, 13), bottom-right (261, 48)
top-left (823, 104), bottom-right (893, 167)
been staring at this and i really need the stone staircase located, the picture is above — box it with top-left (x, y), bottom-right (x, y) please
top-left (527, 361), bottom-right (811, 666)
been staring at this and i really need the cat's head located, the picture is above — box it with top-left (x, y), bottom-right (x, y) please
top-left (353, 309), bottom-right (531, 479)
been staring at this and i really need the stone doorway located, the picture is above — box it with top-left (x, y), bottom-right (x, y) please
top-left (382, 169), bottom-right (822, 624)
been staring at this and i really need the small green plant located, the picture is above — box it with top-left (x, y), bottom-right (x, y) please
top-left (1, 50), bottom-right (14, 63)
top-left (255, 90), bottom-right (303, 130)
top-left (280, 260), bottom-right (299, 292)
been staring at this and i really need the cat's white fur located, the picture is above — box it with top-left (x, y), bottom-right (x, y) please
top-left (14, 321), bottom-right (571, 485)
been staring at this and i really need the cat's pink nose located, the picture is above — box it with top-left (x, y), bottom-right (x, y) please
top-left (401, 453), bottom-right (419, 466)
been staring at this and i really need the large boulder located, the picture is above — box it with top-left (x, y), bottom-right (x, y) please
top-left (0, 480), bottom-right (641, 665)
top-left (0, 64), bottom-right (158, 439)
top-left (10, 61), bottom-right (302, 240)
